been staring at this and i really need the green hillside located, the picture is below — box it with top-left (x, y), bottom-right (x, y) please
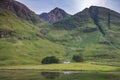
top-left (0, 0), bottom-right (66, 66)
top-left (46, 6), bottom-right (120, 62)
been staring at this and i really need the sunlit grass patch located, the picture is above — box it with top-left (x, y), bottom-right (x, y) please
top-left (0, 63), bottom-right (119, 72)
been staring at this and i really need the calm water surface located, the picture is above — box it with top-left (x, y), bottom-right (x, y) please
top-left (0, 70), bottom-right (120, 80)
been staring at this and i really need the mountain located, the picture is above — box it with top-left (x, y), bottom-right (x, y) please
top-left (39, 7), bottom-right (71, 24)
top-left (54, 6), bottom-right (120, 30)
top-left (46, 6), bottom-right (120, 62)
top-left (0, 0), bottom-right (43, 24)
top-left (0, 0), bottom-right (120, 66)
top-left (0, 0), bottom-right (66, 66)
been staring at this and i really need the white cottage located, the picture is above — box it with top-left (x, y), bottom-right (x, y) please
top-left (63, 61), bottom-right (70, 64)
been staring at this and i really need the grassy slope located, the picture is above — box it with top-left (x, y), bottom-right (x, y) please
top-left (45, 7), bottom-right (120, 62)
top-left (0, 9), bottom-right (66, 66)
top-left (47, 22), bottom-right (120, 62)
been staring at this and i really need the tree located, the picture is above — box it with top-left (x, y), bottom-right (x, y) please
top-left (41, 56), bottom-right (59, 64)
top-left (72, 55), bottom-right (84, 62)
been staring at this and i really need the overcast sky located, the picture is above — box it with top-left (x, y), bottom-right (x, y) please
top-left (16, 0), bottom-right (120, 15)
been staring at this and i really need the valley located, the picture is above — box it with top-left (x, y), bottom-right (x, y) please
top-left (0, 0), bottom-right (120, 72)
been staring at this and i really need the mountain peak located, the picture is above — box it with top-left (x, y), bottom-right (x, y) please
top-left (54, 7), bottom-right (61, 10)
top-left (50, 7), bottom-right (65, 14)
top-left (52, 7), bottom-right (65, 12)
top-left (39, 7), bottom-right (71, 24)
top-left (0, 0), bottom-right (42, 24)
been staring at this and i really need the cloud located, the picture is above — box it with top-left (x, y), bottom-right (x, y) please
top-left (75, 0), bottom-right (107, 12)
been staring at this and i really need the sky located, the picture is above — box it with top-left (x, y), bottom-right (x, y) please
top-left (16, 0), bottom-right (120, 15)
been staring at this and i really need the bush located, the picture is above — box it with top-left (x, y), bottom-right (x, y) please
top-left (72, 55), bottom-right (84, 62)
top-left (41, 56), bottom-right (59, 64)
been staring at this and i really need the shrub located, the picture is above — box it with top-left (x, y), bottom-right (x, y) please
top-left (41, 56), bottom-right (59, 64)
top-left (72, 55), bottom-right (84, 62)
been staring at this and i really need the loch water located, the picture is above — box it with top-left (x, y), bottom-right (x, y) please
top-left (0, 70), bottom-right (120, 80)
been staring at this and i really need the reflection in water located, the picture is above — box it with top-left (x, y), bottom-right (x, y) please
top-left (0, 70), bottom-right (120, 80)
top-left (63, 71), bottom-right (75, 75)
top-left (41, 72), bottom-right (60, 79)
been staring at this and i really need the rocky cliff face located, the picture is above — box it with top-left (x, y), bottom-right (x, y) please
top-left (39, 7), bottom-right (71, 24)
top-left (0, 0), bottom-right (42, 24)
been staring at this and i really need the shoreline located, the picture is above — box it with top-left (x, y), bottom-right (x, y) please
top-left (0, 63), bottom-right (119, 72)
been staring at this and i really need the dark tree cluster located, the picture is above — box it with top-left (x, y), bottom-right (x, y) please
top-left (72, 55), bottom-right (84, 62)
top-left (41, 56), bottom-right (59, 64)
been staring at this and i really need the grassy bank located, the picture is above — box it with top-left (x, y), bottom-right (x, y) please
top-left (0, 63), bottom-right (119, 72)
